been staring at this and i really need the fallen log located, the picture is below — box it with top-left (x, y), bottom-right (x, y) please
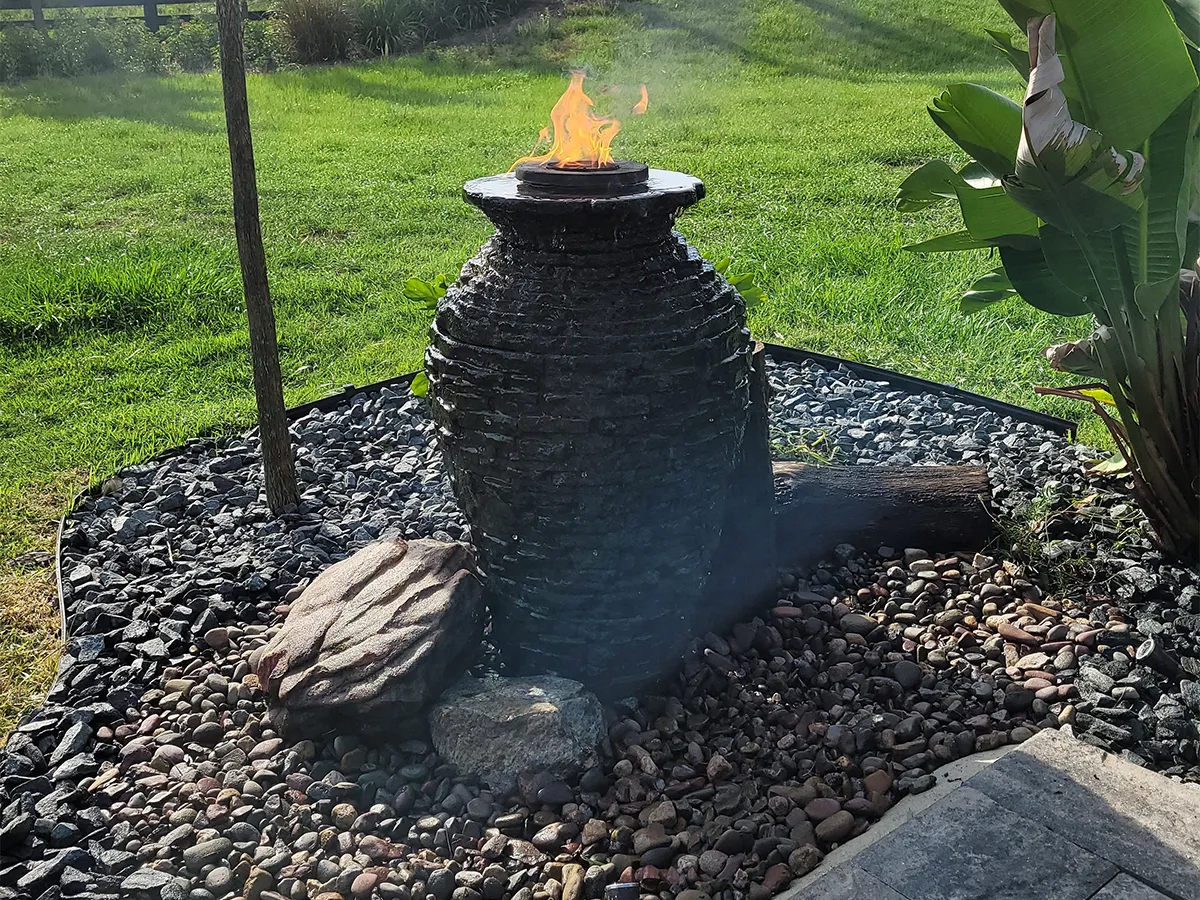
top-left (774, 461), bottom-right (994, 569)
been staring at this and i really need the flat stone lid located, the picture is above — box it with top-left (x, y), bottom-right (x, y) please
top-left (463, 168), bottom-right (705, 220)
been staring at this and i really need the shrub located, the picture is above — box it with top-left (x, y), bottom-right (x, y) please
top-left (243, 18), bottom-right (289, 71)
top-left (133, 26), bottom-right (171, 75)
top-left (47, 11), bottom-right (120, 75)
top-left (275, 0), bottom-right (361, 62)
top-left (358, 0), bottom-right (425, 56)
top-left (164, 15), bottom-right (219, 72)
top-left (0, 24), bottom-right (50, 81)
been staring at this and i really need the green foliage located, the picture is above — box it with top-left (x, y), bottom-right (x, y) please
top-left (401, 275), bottom-right (447, 396)
top-left (275, 0), bottom-right (361, 62)
top-left (358, 0), bottom-right (426, 55)
top-left (0, 23), bottom-right (51, 80)
top-left (45, 12), bottom-right (118, 75)
top-left (713, 258), bottom-right (768, 310)
top-left (164, 15), bottom-right (219, 72)
top-left (243, 18), bottom-right (288, 70)
top-left (0, 15), bottom-right (228, 82)
top-left (898, 1), bottom-right (1200, 560)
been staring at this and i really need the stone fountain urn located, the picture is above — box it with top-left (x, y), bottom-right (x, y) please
top-left (426, 162), bottom-right (771, 698)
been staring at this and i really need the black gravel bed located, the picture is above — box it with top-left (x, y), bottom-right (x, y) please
top-left (1, 359), bottom-right (1197, 900)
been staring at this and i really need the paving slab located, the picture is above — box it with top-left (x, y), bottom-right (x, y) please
top-left (1089, 873), bottom-right (1175, 900)
top-left (783, 865), bottom-right (908, 900)
top-left (967, 728), bottom-right (1200, 900)
top-left (777, 729), bottom-right (1200, 900)
top-left (853, 786), bottom-right (1117, 900)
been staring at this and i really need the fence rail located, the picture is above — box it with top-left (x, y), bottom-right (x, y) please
top-left (0, 0), bottom-right (264, 30)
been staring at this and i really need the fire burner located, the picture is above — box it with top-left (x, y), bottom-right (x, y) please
top-left (513, 160), bottom-right (650, 195)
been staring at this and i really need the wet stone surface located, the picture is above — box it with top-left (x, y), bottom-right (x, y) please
top-left (1, 359), bottom-right (1198, 900)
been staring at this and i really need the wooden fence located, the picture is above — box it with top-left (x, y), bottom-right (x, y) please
top-left (0, 0), bottom-right (266, 31)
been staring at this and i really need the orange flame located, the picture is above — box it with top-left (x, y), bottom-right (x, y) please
top-left (633, 84), bottom-right (649, 115)
top-left (513, 72), bottom-right (648, 170)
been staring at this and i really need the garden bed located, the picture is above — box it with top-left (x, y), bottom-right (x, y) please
top-left (1, 352), bottom-right (1197, 900)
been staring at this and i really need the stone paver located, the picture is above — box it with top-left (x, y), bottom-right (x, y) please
top-left (785, 865), bottom-right (908, 900)
top-left (778, 729), bottom-right (1200, 900)
top-left (1090, 873), bottom-right (1175, 900)
top-left (853, 786), bottom-right (1116, 900)
top-left (967, 729), bottom-right (1200, 900)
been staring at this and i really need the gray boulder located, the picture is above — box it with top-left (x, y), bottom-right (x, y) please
top-left (252, 538), bottom-right (483, 737)
top-left (430, 675), bottom-right (605, 791)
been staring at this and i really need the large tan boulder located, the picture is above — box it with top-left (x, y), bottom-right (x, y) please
top-left (253, 538), bottom-right (484, 737)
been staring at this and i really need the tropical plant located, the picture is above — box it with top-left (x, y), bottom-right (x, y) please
top-left (897, 0), bottom-right (1200, 563)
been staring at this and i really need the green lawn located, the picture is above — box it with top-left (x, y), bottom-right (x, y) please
top-left (0, 0), bottom-right (1097, 734)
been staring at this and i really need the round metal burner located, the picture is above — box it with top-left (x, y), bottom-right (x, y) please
top-left (513, 160), bottom-right (649, 194)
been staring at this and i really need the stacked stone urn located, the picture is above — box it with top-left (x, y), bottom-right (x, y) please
top-left (426, 168), bottom-right (774, 698)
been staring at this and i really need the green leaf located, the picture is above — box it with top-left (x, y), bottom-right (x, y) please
top-left (959, 161), bottom-right (1002, 189)
top-left (726, 271), bottom-right (767, 308)
top-left (960, 267), bottom-right (1017, 312)
top-left (739, 285), bottom-right (766, 309)
top-left (409, 370), bottom-right (430, 398)
top-left (1126, 94), bottom-right (1200, 285)
top-left (999, 244), bottom-right (1092, 315)
top-left (1134, 274), bottom-right (1182, 317)
top-left (985, 28), bottom-right (1031, 80)
top-left (904, 231), bottom-right (997, 253)
top-left (1004, 17), bottom-right (1147, 234)
top-left (955, 183), bottom-right (1039, 242)
top-left (1039, 224), bottom-right (1101, 300)
top-left (997, 0), bottom-right (1198, 149)
top-left (896, 160), bottom-right (961, 211)
top-left (928, 83), bottom-right (1024, 178)
top-left (713, 257), bottom-right (732, 275)
top-left (402, 275), bottom-right (448, 309)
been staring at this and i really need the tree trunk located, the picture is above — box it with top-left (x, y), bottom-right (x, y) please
top-left (215, 0), bottom-right (299, 513)
top-left (774, 462), bottom-right (994, 569)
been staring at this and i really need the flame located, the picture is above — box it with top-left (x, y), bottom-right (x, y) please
top-left (633, 84), bottom-right (649, 115)
top-left (513, 71), bottom-right (648, 170)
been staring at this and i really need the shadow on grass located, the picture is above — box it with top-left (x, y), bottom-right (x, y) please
top-left (636, 0), bottom-right (1004, 80)
top-left (271, 64), bottom-right (469, 107)
top-left (273, 47), bottom-right (563, 104)
top-left (0, 71), bottom-right (220, 131)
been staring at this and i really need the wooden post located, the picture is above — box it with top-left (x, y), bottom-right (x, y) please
top-left (143, 0), bottom-right (161, 32)
top-left (31, 0), bottom-right (46, 30)
top-left (215, 0), bottom-right (299, 513)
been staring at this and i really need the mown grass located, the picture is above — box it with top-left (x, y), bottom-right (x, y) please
top-left (0, 0), bottom-right (1099, 737)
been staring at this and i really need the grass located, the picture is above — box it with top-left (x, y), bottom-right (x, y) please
top-left (0, 0), bottom-right (1100, 738)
